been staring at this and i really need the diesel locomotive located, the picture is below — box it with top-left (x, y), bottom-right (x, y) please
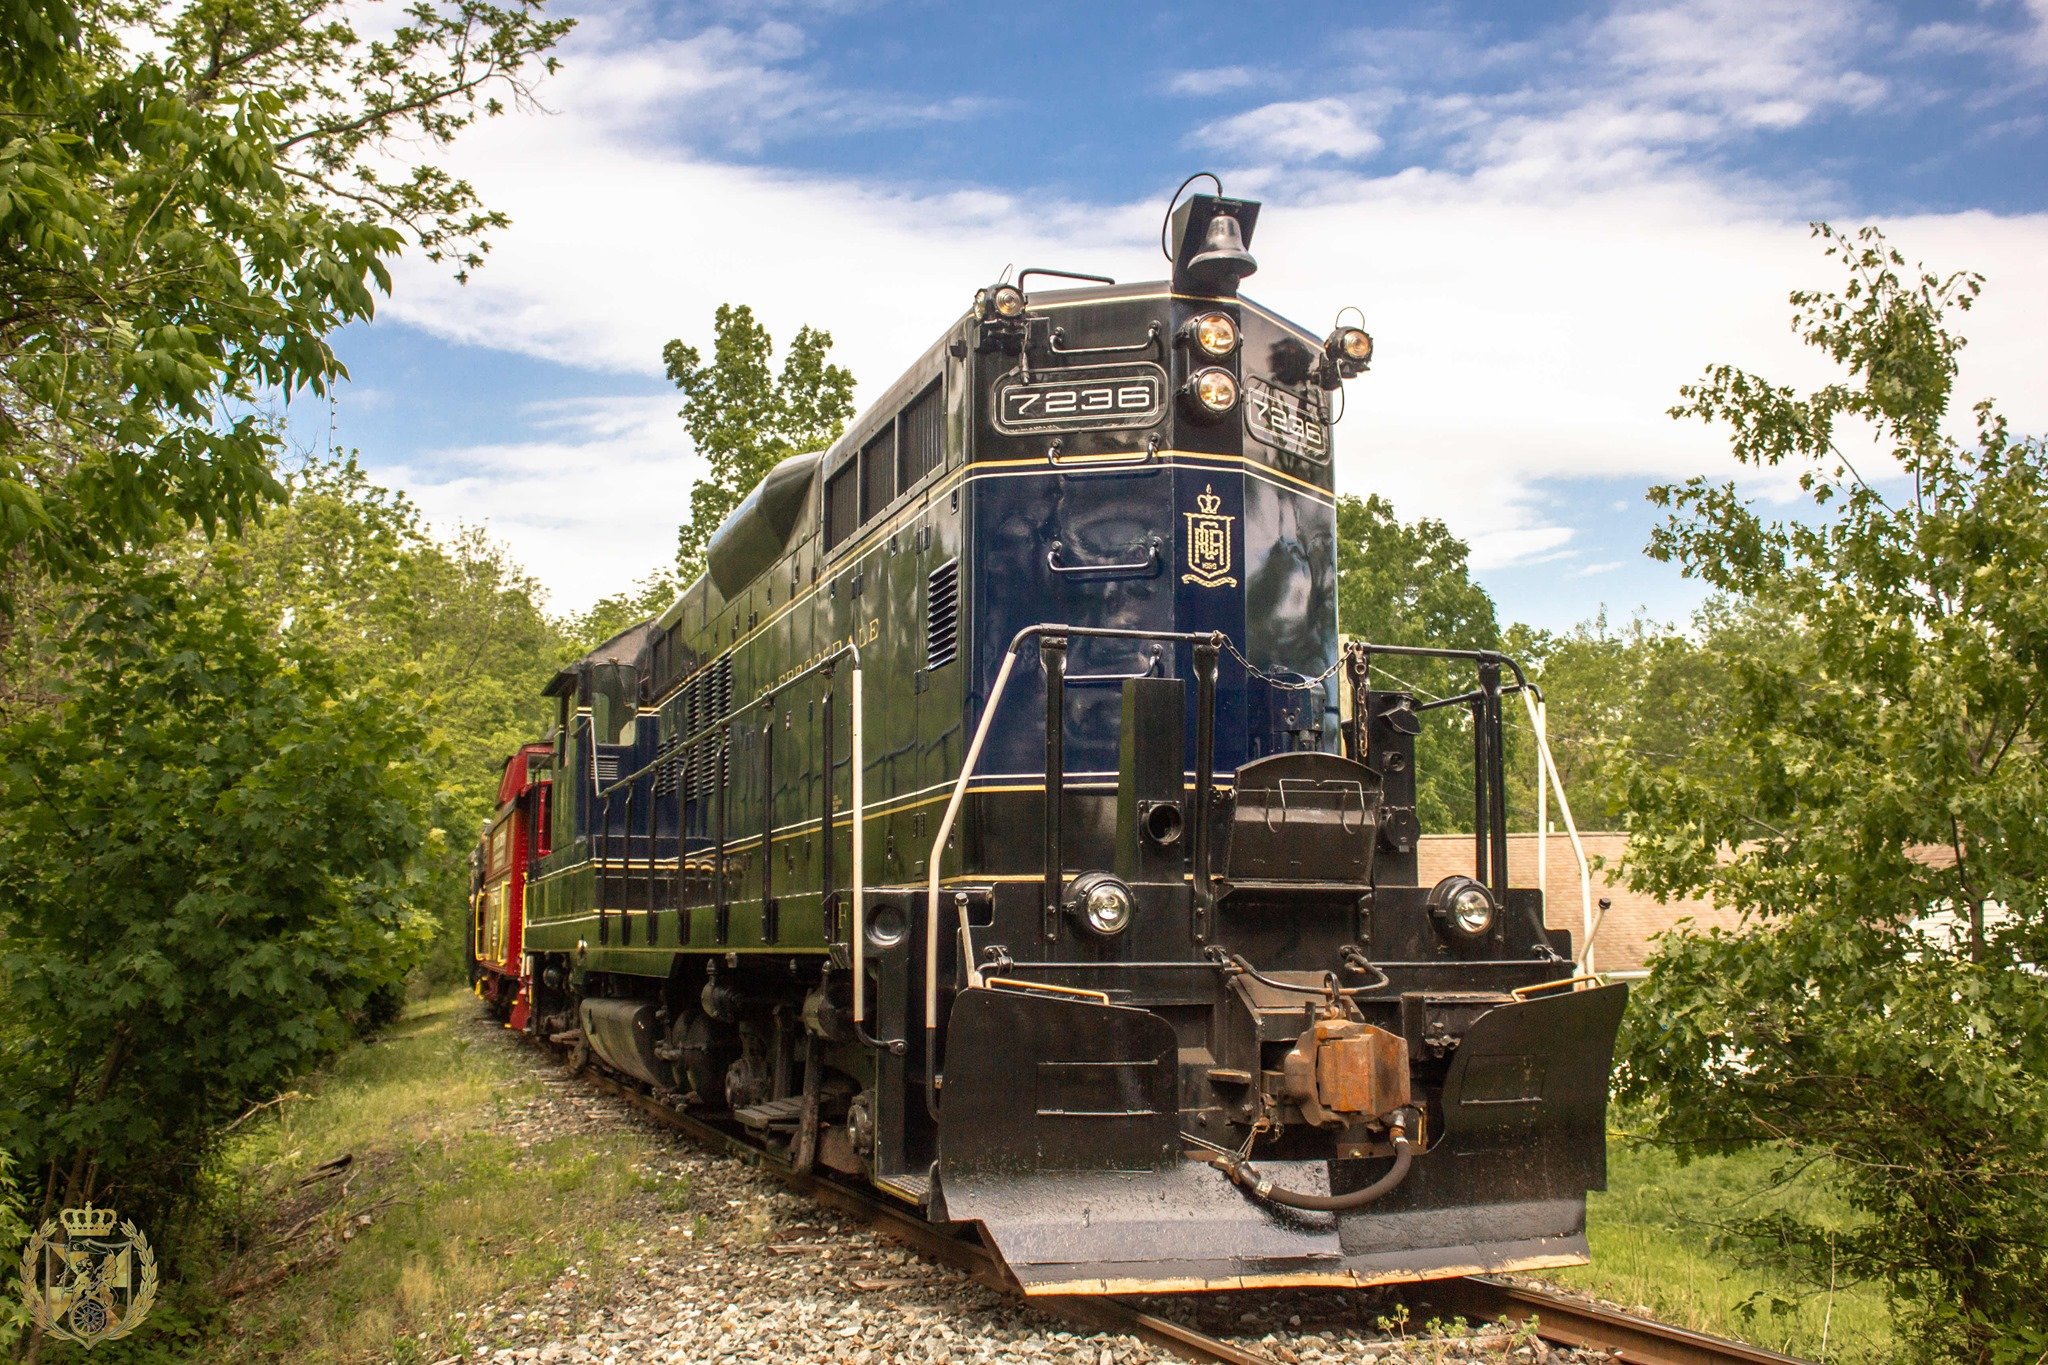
top-left (476, 182), bottom-right (1628, 1294)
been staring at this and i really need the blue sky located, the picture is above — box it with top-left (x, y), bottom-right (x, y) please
top-left (309, 0), bottom-right (2048, 630)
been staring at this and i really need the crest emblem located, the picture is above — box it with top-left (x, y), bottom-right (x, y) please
top-left (1181, 484), bottom-right (1238, 589)
top-left (18, 1204), bottom-right (158, 1348)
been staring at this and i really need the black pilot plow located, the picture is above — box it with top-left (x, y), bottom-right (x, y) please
top-left (927, 629), bottom-right (1629, 1294)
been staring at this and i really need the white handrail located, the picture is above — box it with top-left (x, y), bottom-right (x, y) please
top-left (1519, 689), bottom-right (1595, 974)
top-left (1536, 697), bottom-right (1548, 901)
top-left (849, 662), bottom-right (868, 1022)
top-left (924, 650), bottom-right (1021, 1030)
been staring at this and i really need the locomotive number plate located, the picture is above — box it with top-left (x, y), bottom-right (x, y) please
top-left (1245, 377), bottom-right (1329, 461)
top-left (993, 362), bottom-right (1166, 435)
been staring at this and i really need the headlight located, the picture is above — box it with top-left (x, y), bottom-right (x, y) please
top-left (1186, 367), bottom-right (1239, 416)
top-left (1066, 871), bottom-right (1134, 937)
top-left (1320, 322), bottom-right (1375, 382)
top-left (1187, 311), bottom-right (1239, 357)
top-left (1427, 875), bottom-right (1495, 938)
top-left (988, 284), bottom-right (1025, 319)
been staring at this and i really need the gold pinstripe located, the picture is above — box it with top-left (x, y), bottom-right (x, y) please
top-left (651, 449), bottom-right (1333, 704)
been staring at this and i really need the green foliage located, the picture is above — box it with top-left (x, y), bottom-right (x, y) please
top-left (1618, 225), bottom-right (2048, 1359)
top-left (564, 569), bottom-right (682, 656)
top-left (1555, 1135), bottom-right (1893, 1360)
top-left (220, 455), bottom-right (576, 981)
top-left (0, 1148), bottom-right (27, 1351)
top-left (0, 0), bottom-right (569, 611)
top-left (0, 560), bottom-right (435, 1234)
top-left (664, 304), bottom-right (855, 582)
top-left (1507, 603), bottom-right (1759, 828)
top-left (1335, 492), bottom-right (1502, 830)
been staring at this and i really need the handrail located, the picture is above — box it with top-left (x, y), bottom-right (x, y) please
top-left (1046, 536), bottom-right (1161, 578)
top-left (1046, 320), bottom-right (1163, 357)
top-left (1518, 687), bottom-right (1596, 974)
top-left (1348, 640), bottom-right (1532, 691)
top-left (923, 622), bottom-right (1225, 1118)
top-left (1065, 643), bottom-right (1163, 686)
top-left (1045, 433), bottom-right (1161, 469)
top-left (568, 646), bottom-right (875, 1038)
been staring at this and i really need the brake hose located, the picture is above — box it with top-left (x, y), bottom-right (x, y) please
top-left (1215, 1109), bottom-right (1417, 1212)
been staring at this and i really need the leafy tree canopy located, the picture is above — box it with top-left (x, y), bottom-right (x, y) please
top-left (1506, 602), bottom-right (1755, 828)
top-left (0, 559), bottom-right (435, 1231)
top-left (0, 0), bottom-right (569, 612)
top-left (665, 303), bottom-right (855, 582)
top-left (216, 454), bottom-right (576, 980)
top-left (1617, 226), bottom-right (2048, 1357)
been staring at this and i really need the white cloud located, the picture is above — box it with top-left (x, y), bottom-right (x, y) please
top-left (388, 396), bottom-right (697, 610)
top-left (536, 10), bottom-right (996, 154)
top-left (354, 2), bottom-right (2048, 618)
top-left (1599, 0), bottom-right (1888, 127)
top-left (1194, 99), bottom-right (1386, 163)
top-left (1165, 66), bottom-right (1263, 96)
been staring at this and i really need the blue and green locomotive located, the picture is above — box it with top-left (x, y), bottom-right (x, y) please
top-left (505, 185), bottom-right (1628, 1294)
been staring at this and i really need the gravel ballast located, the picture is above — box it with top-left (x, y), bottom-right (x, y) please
top-left (435, 1011), bottom-right (1617, 1365)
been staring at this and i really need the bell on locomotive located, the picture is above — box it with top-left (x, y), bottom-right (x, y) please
top-left (507, 176), bottom-right (1627, 1300)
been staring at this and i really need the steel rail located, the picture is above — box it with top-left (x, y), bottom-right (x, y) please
top-left (535, 1035), bottom-right (1806, 1365)
top-left (1421, 1276), bottom-right (1816, 1365)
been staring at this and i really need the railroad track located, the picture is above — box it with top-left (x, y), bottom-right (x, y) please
top-left (555, 1047), bottom-right (1808, 1365)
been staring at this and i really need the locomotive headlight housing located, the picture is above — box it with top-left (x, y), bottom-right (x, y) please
top-left (983, 283), bottom-right (1026, 320)
top-left (1318, 320), bottom-right (1374, 386)
top-left (1183, 367), bottom-right (1239, 419)
top-left (1184, 311), bottom-right (1239, 357)
top-left (1066, 871), bottom-right (1135, 937)
top-left (1427, 875), bottom-right (1496, 939)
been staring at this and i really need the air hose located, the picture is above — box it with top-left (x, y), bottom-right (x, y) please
top-left (1214, 1110), bottom-right (1416, 1212)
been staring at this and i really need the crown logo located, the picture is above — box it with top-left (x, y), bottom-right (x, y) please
top-left (60, 1205), bottom-right (118, 1237)
top-left (1195, 484), bottom-right (1222, 515)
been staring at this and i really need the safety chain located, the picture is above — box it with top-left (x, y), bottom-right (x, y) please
top-left (1217, 635), bottom-right (1349, 693)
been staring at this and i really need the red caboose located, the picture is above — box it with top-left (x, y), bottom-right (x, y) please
top-left (471, 741), bottom-right (552, 1030)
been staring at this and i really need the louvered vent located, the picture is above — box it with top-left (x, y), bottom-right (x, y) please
top-left (683, 675), bottom-right (702, 801)
top-left (595, 750), bottom-right (621, 784)
top-left (926, 559), bottom-right (960, 670)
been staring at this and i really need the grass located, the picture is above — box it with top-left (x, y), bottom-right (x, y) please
top-left (196, 989), bottom-right (681, 1364)
top-left (1550, 1137), bottom-right (1896, 1362)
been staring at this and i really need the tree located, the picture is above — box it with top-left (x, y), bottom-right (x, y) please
top-left (1616, 226), bottom-right (2048, 1358)
top-left (664, 304), bottom-right (855, 581)
top-left (218, 455), bottom-right (575, 981)
top-left (1508, 604), bottom-right (1750, 828)
top-left (0, 1149), bottom-right (25, 1352)
top-left (0, 559), bottom-right (435, 1233)
top-left (566, 568), bottom-right (683, 655)
top-left (1335, 492), bottom-right (1502, 830)
top-left (0, 0), bottom-right (569, 615)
